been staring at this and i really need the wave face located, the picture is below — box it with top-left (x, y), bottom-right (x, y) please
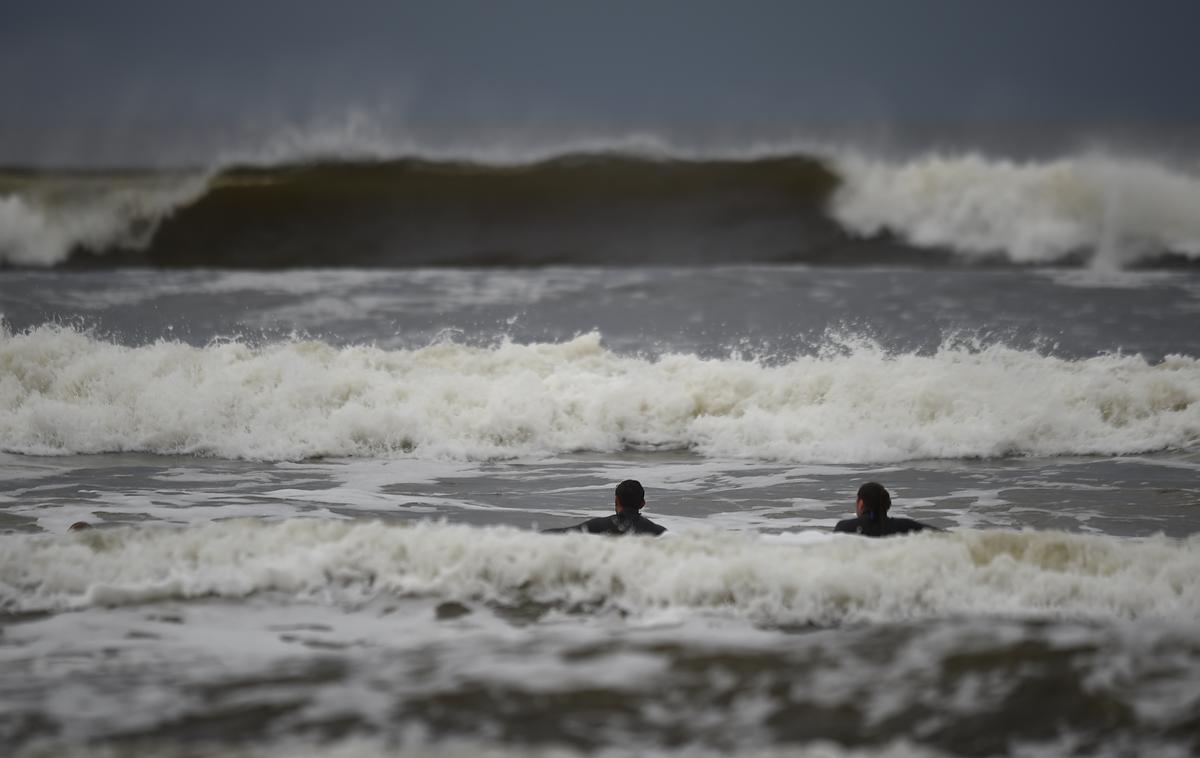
top-left (832, 152), bottom-right (1200, 267)
top-left (3, 520), bottom-right (1196, 623)
top-left (2, 327), bottom-right (1197, 462)
top-left (4, 148), bottom-right (1200, 269)
top-left (4, 155), bottom-right (844, 268)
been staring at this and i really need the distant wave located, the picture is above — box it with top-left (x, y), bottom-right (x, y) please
top-left (3, 520), bottom-right (1197, 625)
top-left (2, 327), bottom-right (1197, 462)
top-left (3, 146), bottom-right (1199, 269)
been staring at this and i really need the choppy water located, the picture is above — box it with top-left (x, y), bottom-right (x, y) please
top-left (2, 266), bottom-right (1199, 757)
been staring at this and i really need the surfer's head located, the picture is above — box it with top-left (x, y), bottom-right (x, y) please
top-left (615, 479), bottom-right (646, 513)
top-left (855, 482), bottom-right (891, 523)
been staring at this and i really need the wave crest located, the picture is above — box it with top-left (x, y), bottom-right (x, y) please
top-left (3, 520), bottom-right (1196, 624)
top-left (1, 327), bottom-right (1197, 462)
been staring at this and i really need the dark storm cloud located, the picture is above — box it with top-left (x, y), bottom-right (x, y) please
top-left (1, 0), bottom-right (1198, 165)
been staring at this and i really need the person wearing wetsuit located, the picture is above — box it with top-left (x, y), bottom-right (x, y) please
top-left (542, 479), bottom-right (666, 536)
top-left (833, 481), bottom-right (936, 537)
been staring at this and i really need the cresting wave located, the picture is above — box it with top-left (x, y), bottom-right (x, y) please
top-left (2, 520), bottom-right (1197, 623)
top-left (3, 147), bottom-right (1199, 268)
top-left (831, 152), bottom-right (1200, 268)
top-left (0, 171), bottom-right (210, 267)
top-left (2, 327), bottom-right (1198, 462)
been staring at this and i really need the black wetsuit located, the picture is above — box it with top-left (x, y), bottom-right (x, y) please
top-left (833, 516), bottom-right (934, 537)
top-left (543, 513), bottom-right (666, 536)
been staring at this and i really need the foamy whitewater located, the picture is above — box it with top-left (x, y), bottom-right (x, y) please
top-left (4, 521), bottom-right (1197, 623)
top-left (2, 326), bottom-right (1198, 462)
top-left (0, 173), bottom-right (209, 267)
top-left (2, 210), bottom-right (1200, 756)
top-left (831, 152), bottom-right (1200, 267)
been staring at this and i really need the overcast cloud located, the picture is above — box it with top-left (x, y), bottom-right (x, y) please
top-left (2, 0), bottom-right (1198, 165)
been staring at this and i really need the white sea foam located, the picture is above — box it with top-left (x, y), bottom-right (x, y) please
top-left (19, 739), bottom-right (950, 758)
top-left (0, 175), bottom-right (208, 266)
top-left (2, 327), bottom-right (1197, 463)
top-left (1, 520), bottom-right (1196, 624)
top-left (830, 151), bottom-right (1200, 267)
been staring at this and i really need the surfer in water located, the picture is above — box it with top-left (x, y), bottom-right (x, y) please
top-left (833, 482), bottom-right (937, 537)
top-left (543, 479), bottom-right (666, 536)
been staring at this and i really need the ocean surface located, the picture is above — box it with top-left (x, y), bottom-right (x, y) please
top-left (2, 147), bottom-right (1199, 758)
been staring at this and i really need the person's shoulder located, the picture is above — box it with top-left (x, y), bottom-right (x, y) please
top-left (887, 517), bottom-right (937, 534)
top-left (833, 518), bottom-right (861, 533)
top-left (542, 516), bottom-right (615, 534)
top-left (583, 516), bottom-right (621, 534)
top-left (636, 516), bottom-right (667, 536)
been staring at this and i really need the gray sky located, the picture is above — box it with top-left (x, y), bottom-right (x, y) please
top-left (2, 0), bottom-right (1198, 166)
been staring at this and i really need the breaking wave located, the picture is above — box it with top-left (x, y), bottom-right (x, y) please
top-left (2, 520), bottom-right (1197, 624)
top-left (832, 152), bottom-right (1200, 268)
top-left (0, 172), bottom-right (209, 266)
top-left (2, 326), bottom-right (1197, 463)
top-left (3, 145), bottom-right (1199, 269)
